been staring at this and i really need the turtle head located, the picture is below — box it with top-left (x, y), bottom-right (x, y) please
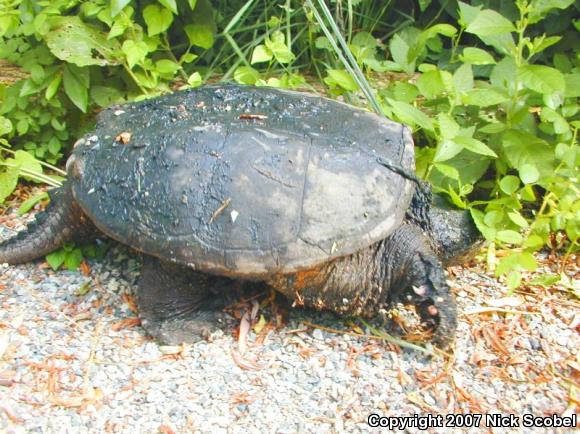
top-left (407, 182), bottom-right (484, 266)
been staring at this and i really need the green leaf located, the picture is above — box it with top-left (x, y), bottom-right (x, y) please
top-left (499, 175), bottom-right (520, 194)
top-left (529, 273), bottom-right (560, 287)
top-left (433, 140), bottom-right (463, 162)
top-left (529, 0), bottom-right (576, 24)
top-left (470, 208), bottom-right (496, 240)
top-left (0, 166), bottom-right (19, 203)
top-left (143, 4), bottom-right (174, 36)
top-left (251, 45), bottom-right (273, 64)
top-left (502, 130), bottom-right (554, 176)
top-left (184, 23), bottom-right (214, 49)
top-left (393, 82), bottom-right (419, 103)
top-left (416, 70), bottom-right (444, 98)
top-left (45, 74), bottom-right (62, 100)
top-left (324, 70), bottom-right (358, 91)
top-left (452, 63), bottom-right (473, 94)
top-left (158, 0), bottom-right (177, 14)
top-left (519, 163), bottom-right (539, 184)
top-left (496, 252), bottom-right (537, 276)
top-left (564, 73), bottom-right (580, 98)
top-left (408, 24), bottom-right (456, 63)
top-left (46, 249), bottom-right (66, 271)
top-left (532, 35), bottom-right (562, 54)
top-left (234, 66), bottom-right (260, 85)
top-left (434, 163), bottom-right (459, 180)
top-left (45, 17), bottom-right (121, 66)
top-left (63, 65), bottom-right (89, 113)
top-left (508, 211), bottom-right (529, 228)
top-left (524, 234), bottom-right (545, 250)
top-left (111, 0), bottom-right (131, 17)
top-left (156, 59), bottom-right (180, 75)
top-left (454, 136), bottom-right (497, 158)
top-left (122, 40), bottom-right (148, 69)
top-left (0, 116), bottom-right (13, 136)
top-left (462, 88), bottom-right (509, 107)
top-left (64, 248), bottom-right (84, 270)
top-left (187, 72), bottom-right (202, 87)
top-left (13, 150), bottom-right (43, 181)
top-left (188, 0), bottom-right (198, 10)
top-left (265, 31), bottom-right (294, 64)
top-left (465, 10), bottom-right (516, 36)
top-left (386, 98), bottom-right (433, 131)
top-left (507, 270), bottom-right (522, 290)
top-left (389, 34), bottom-right (413, 74)
top-left (17, 192), bottom-right (48, 216)
top-left (459, 47), bottom-right (495, 65)
top-left (518, 65), bottom-right (565, 95)
top-left (437, 113), bottom-right (459, 140)
top-left (497, 230), bottom-right (523, 244)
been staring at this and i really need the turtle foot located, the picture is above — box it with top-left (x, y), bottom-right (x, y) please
top-left (137, 256), bottom-right (235, 345)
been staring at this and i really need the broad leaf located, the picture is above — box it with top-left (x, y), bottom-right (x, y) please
top-left (518, 65), bottom-right (565, 95)
top-left (63, 65), bottom-right (89, 112)
top-left (460, 47), bottom-right (495, 65)
top-left (434, 140), bottom-right (463, 162)
top-left (46, 17), bottom-right (121, 66)
top-left (0, 165), bottom-right (19, 203)
top-left (46, 249), bottom-right (66, 270)
top-left (529, 0), bottom-right (576, 24)
top-left (234, 66), bottom-right (260, 85)
top-left (122, 40), bottom-right (148, 69)
top-left (462, 88), bottom-right (509, 107)
top-left (324, 70), bottom-right (358, 91)
top-left (416, 70), bottom-right (444, 98)
top-left (251, 45), bottom-right (273, 64)
top-left (184, 23), bottom-right (214, 49)
top-left (158, 0), bottom-right (178, 14)
top-left (143, 4), bottom-right (173, 36)
top-left (0, 116), bottom-right (12, 136)
top-left (386, 98), bottom-right (433, 131)
top-left (452, 63), bottom-right (473, 94)
top-left (519, 163), bottom-right (540, 184)
top-left (465, 10), bottom-right (516, 36)
top-left (499, 175), bottom-right (520, 194)
top-left (454, 136), bottom-right (497, 158)
top-left (437, 113), bottom-right (459, 140)
top-left (111, 0), bottom-right (131, 17)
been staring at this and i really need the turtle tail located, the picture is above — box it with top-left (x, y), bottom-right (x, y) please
top-left (0, 183), bottom-right (96, 265)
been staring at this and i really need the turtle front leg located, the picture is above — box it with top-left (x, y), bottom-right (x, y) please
top-left (137, 256), bottom-right (235, 345)
top-left (383, 223), bottom-right (457, 348)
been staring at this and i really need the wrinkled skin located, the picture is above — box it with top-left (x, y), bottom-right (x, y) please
top-left (0, 182), bottom-right (481, 348)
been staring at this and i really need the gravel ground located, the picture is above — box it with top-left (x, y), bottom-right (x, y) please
top-left (0, 210), bottom-right (578, 434)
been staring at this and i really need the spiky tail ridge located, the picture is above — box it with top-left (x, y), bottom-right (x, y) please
top-left (0, 183), bottom-right (95, 265)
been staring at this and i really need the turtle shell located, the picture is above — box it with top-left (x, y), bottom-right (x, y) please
top-left (70, 84), bottom-right (415, 277)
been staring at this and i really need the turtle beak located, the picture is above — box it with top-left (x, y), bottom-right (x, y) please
top-left (429, 195), bottom-right (485, 266)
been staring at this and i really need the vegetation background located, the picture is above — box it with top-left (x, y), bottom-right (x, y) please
top-left (0, 0), bottom-right (577, 289)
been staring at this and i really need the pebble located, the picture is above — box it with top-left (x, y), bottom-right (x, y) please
top-left (0, 220), bottom-right (576, 433)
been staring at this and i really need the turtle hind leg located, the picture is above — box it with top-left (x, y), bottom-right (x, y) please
top-left (137, 256), bottom-right (236, 345)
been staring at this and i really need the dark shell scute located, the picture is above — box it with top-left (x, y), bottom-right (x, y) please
top-left (71, 85), bottom-right (415, 276)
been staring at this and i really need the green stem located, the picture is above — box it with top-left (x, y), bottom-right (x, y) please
top-left (123, 64), bottom-right (149, 96)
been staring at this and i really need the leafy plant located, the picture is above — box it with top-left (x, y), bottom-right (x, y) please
top-left (0, 0), bottom-right (577, 281)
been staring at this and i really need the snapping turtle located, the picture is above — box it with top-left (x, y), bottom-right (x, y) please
top-left (0, 84), bottom-right (481, 347)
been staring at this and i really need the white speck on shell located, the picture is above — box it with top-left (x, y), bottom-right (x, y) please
top-left (231, 210), bottom-right (239, 223)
